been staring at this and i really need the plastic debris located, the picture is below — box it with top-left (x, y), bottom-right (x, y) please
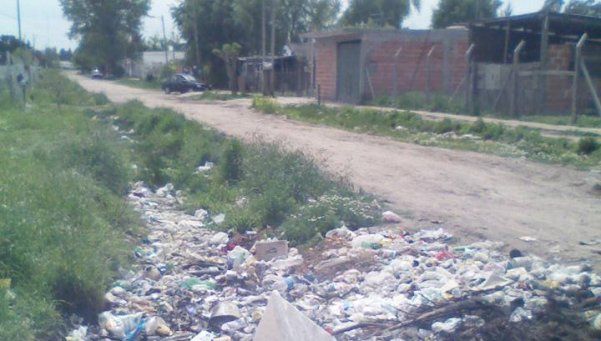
top-left (210, 302), bottom-right (242, 328)
top-left (253, 291), bottom-right (334, 341)
top-left (210, 231), bottom-right (229, 245)
top-left (253, 240), bottom-right (289, 261)
top-left (432, 317), bottom-right (462, 333)
top-left (65, 326), bottom-right (87, 341)
top-left (382, 210), bottom-right (402, 223)
top-left (66, 181), bottom-right (601, 340)
top-left (519, 236), bottom-right (537, 242)
top-left (197, 161), bottom-right (215, 173)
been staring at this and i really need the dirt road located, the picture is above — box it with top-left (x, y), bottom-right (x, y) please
top-left (69, 73), bottom-right (601, 267)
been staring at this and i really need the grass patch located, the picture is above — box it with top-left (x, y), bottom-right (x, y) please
top-left (90, 100), bottom-right (380, 245)
top-left (372, 94), bottom-right (601, 129)
top-left (252, 98), bottom-right (601, 169)
top-left (115, 78), bottom-right (162, 90)
top-left (518, 114), bottom-right (601, 129)
top-left (0, 70), bottom-right (139, 339)
top-left (372, 92), bottom-right (464, 114)
top-left (190, 91), bottom-right (250, 101)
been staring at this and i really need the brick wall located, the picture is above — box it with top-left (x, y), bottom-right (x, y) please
top-left (314, 40), bottom-right (337, 100)
top-left (365, 39), bottom-right (469, 97)
top-left (545, 44), bottom-right (573, 113)
top-left (313, 30), bottom-right (470, 102)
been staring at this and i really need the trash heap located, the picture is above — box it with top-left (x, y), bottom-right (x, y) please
top-left (68, 182), bottom-right (601, 340)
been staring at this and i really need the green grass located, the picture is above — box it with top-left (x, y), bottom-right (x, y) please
top-left (372, 92), bottom-right (464, 114)
top-left (517, 114), bottom-right (601, 129)
top-left (253, 98), bottom-right (601, 170)
top-left (115, 78), bottom-right (162, 90)
top-left (371, 94), bottom-right (601, 129)
top-left (0, 70), bottom-right (139, 339)
top-left (190, 91), bottom-right (250, 101)
top-left (92, 100), bottom-right (380, 245)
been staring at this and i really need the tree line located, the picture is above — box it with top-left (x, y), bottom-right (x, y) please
top-left (60, 0), bottom-right (601, 84)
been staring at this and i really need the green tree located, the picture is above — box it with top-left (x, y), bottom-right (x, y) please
top-left (213, 43), bottom-right (242, 94)
top-left (543, 0), bottom-right (565, 11)
top-left (565, 0), bottom-right (601, 16)
top-left (340, 0), bottom-right (421, 27)
top-left (432, 0), bottom-right (502, 29)
top-left (60, 0), bottom-right (150, 74)
top-left (172, 0), bottom-right (339, 86)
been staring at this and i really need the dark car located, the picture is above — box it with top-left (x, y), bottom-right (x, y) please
top-left (162, 74), bottom-right (208, 94)
top-left (91, 68), bottom-right (103, 79)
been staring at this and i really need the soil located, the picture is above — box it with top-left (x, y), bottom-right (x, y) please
top-left (68, 73), bottom-right (601, 270)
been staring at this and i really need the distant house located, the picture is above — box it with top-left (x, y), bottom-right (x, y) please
top-left (123, 51), bottom-right (185, 79)
top-left (303, 27), bottom-right (470, 104)
top-left (305, 11), bottom-right (601, 115)
top-left (470, 11), bottom-right (601, 115)
top-left (237, 44), bottom-right (312, 95)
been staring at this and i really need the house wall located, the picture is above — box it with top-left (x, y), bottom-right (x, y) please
top-left (313, 29), bottom-right (470, 102)
top-left (314, 35), bottom-right (351, 101)
top-left (545, 44), bottom-right (573, 113)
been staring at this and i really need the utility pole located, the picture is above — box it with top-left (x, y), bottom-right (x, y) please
top-left (161, 16), bottom-right (169, 65)
top-left (261, 0), bottom-right (266, 94)
top-left (17, 0), bottom-right (22, 43)
top-left (270, 0), bottom-right (276, 96)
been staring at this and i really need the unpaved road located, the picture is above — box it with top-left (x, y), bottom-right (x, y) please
top-left (69, 73), bottom-right (601, 267)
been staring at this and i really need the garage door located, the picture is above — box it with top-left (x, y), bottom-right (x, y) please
top-left (337, 41), bottom-right (361, 103)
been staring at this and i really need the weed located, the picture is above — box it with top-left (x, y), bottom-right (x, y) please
top-left (252, 99), bottom-right (601, 169)
top-left (0, 71), bottom-right (137, 339)
top-left (252, 96), bottom-right (279, 114)
top-left (577, 137), bottom-right (600, 155)
top-left (220, 140), bottom-right (244, 183)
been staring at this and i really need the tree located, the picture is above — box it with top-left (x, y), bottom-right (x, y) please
top-left (565, 0), bottom-right (601, 17)
top-left (213, 43), bottom-right (242, 94)
top-left (60, 0), bottom-right (150, 74)
top-left (543, 0), bottom-right (565, 11)
top-left (172, 0), bottom-right (339, 86)
top-left (341, 0), bottom-right (421, 27)
top-left (501, 2), bottom-right (513, 17)
top-left (432, 0), bottom-right (502, 29)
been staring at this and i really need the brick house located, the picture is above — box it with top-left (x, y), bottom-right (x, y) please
top-left (470, 11), bottom-right (601, 115)
top-left (304, 28), bottom-right (470, 103)
top-left (305, 11), bottom-right (601, 115)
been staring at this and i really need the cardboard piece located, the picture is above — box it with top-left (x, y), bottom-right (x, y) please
top-left (253, 291), bottom-right (334, 341)
top-left (253, 240), bottom-right (288, 261)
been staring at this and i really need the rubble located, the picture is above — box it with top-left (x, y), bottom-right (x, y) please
top-left (69, 182), bottom-right (601, 340)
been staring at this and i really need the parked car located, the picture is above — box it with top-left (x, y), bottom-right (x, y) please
top-left (162, 74), bottom-right (208, 94)
top-left (90, 68), bottom-right (103, 79)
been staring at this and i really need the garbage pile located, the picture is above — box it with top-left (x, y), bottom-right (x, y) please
top-left (68, 182), bottom-right (601, 340)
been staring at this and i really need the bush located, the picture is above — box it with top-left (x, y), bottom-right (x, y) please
top-left (220, 140), bottom-right (244, 183)
top-left (577, 137), bottom-right (599, 155)
top-left (252, 96), bottom-right (279, 114)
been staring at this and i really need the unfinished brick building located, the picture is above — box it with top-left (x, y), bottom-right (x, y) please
top-left (305, 28), bottom-right (470, 103)
top-left (471, 11), bottom-right (601, 116)
top-left (306, 11), bottom-right (601, 117)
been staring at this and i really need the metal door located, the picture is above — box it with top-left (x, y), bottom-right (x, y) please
top-left (337, 41), bottom-right (361, 103)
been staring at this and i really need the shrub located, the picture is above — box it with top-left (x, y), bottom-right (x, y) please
top-left (220, 140), bottom-right (244, 183)
top-left (577, 137), bottom-right (599, 155)
top-left (252, 96), bottom-right (279, 114)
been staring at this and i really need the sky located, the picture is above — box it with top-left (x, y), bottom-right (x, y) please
top-left (0, 0), bottom-right (546, 51)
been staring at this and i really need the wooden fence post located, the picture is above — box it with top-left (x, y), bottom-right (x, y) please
top-left (509, 40), bottom-right (526, 117)
top-left (571, 33), bottom-right (587, 124)
top-left (426, 45), bottom-right (436, 103)
top-left (464, 44), bottom-right (475, 112)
